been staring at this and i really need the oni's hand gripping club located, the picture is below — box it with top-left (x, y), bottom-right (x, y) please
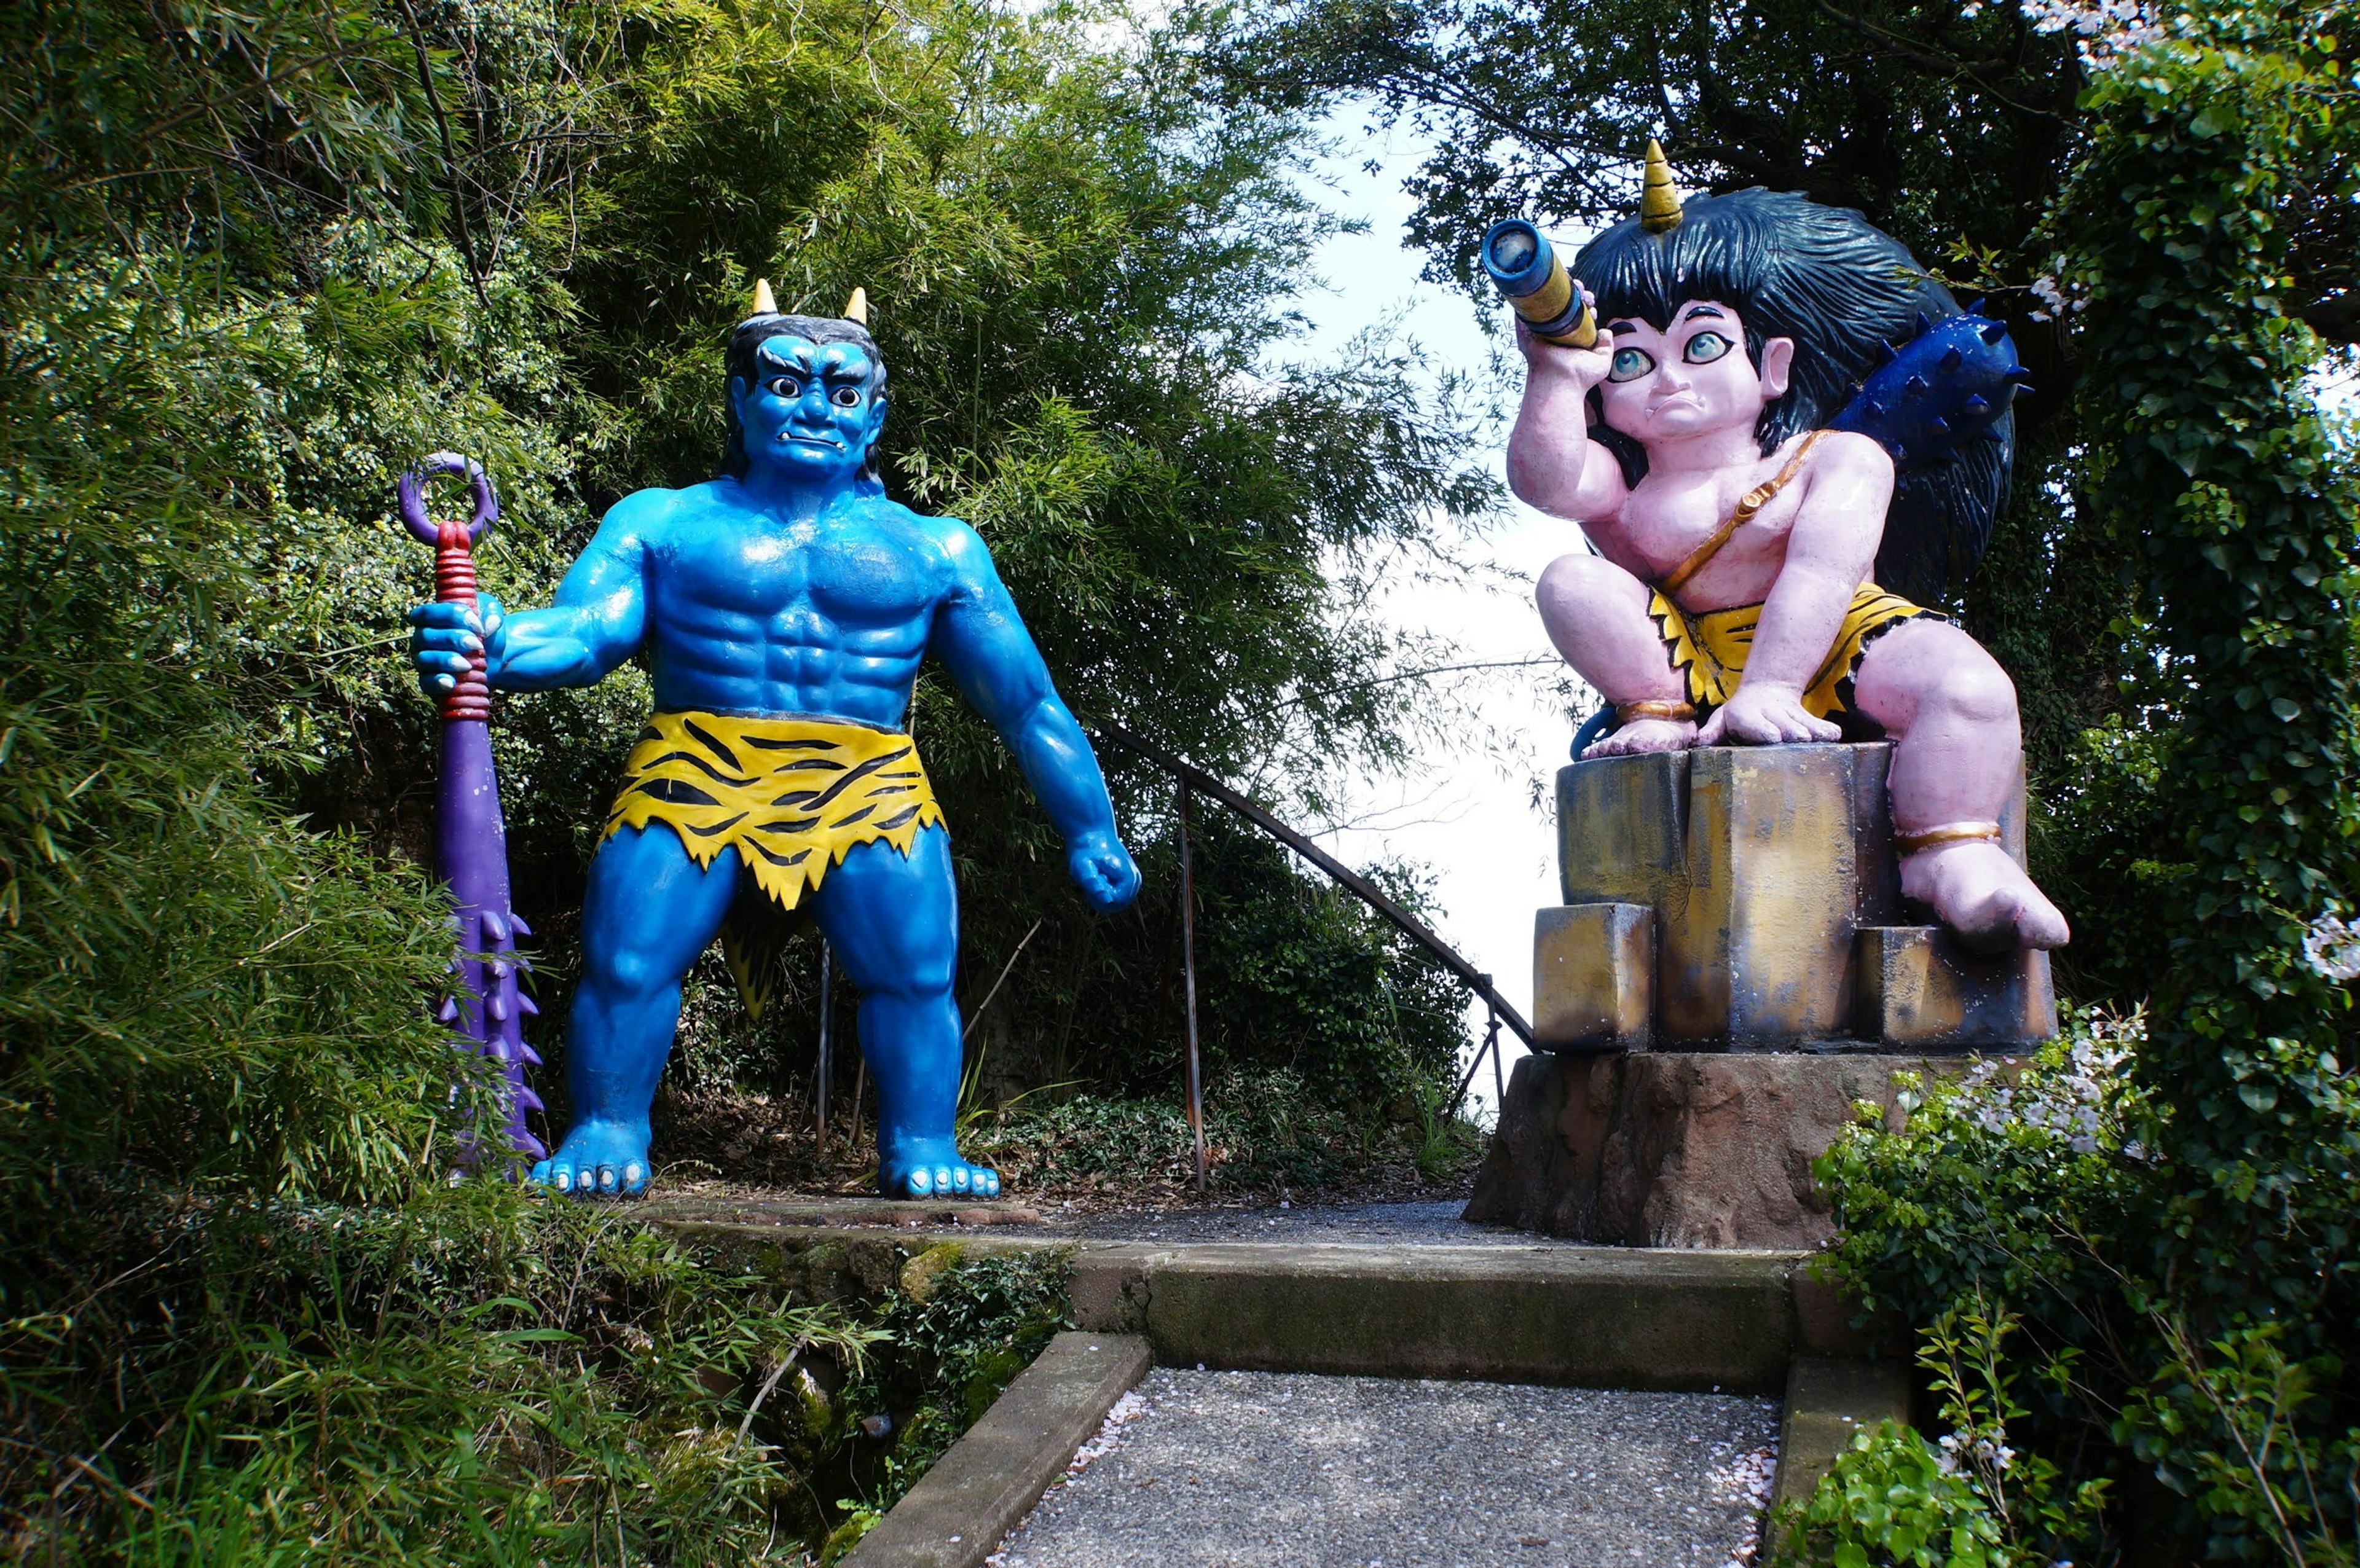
top-left (399, 452), bottom-right (546, 1162)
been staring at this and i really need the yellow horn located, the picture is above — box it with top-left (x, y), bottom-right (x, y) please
top-left (1640, 139), bottom-right (1684, 233)
top-left (750, 278), bottom-right (778, 315)
top-left (843, 286), bottom-right (869, 326)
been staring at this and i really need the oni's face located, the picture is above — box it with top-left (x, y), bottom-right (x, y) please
top-left (731, 334), bottom-right (887, 485)
top-left (1594, 299), bottom-right (1792, 446)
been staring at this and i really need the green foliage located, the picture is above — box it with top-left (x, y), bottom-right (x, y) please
top-left (0, 2), bottom-right (528, 1265)
top-left (1783, 1421), bottom-right (2000, 1568)
top-left (1820, 1004), bottom-right (2360, 1557)
top-left (1817, 1009), bottom-right (2146, 1344)
top-left (2056, 4), bottom-right (2360, 1327)
top-left (2119, 1319), bottom-right (2360, 1563)
top-left (1181, 818), bottom-right (1469, 1108)
top-left (2, 1185), bottom-right (888, 1561)
top-left (833, 1250), bottom-right (1072, 1526)
top-left (2, 0), bottom-right (1487, 1553)
top-left (967, 1065), bottom-right (1483, 1194)
top-left (1800, 9), bottom-right (2360, 1561)
top-left (2033, 715), bottom-right (2187, 1001)
top-left (1778, 1299), bottom-right (2108, 1567)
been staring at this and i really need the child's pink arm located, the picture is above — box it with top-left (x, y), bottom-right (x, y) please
top-left (1506, 319), bottom-right (1630, 523)
top-left (1698, 433), bottom-right (1892, 744)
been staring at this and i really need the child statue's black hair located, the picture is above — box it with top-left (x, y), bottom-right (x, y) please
top-left (1573, 188), bottom-right (2010, 603)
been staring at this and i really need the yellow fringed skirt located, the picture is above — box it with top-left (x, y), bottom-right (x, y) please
top-left (1647, 584), bottom-right (1937, 720)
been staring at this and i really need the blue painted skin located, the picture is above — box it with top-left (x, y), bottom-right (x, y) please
top-left (411, 329), bottom-right (1142, 1198)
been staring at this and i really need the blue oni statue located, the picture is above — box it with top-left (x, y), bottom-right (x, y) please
top-left (410, 286), bottom-right (1143, 1199)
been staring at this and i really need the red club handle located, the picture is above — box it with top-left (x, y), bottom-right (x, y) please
top-left (399, 453), bottom-right (498, 724)
top-left (434, 521), bottom-right (491, 723)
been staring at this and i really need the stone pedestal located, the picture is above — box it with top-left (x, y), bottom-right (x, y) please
top-left (1465, 1051), bottom-right (1976, 1249)
top-left (1476, 742), bottom-right (2060, 1249)
top-left (1540, 744), bottom-right (2054, 1050)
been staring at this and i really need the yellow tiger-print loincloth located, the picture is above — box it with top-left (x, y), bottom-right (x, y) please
top-left (604, 710), bottom-right (944, 906)
top-left (603, 711), bottom-right (946, 1020)
top-left (1647, 582), bottom-right (1939, 721)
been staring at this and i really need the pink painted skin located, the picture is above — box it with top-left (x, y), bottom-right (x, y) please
top-left (1509, 295), bottom-right (2069, 952)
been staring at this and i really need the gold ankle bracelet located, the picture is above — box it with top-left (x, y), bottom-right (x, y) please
top-left (1895, 820), bottom-right (2004, 854)
top-left (1616, 699), bottom-right (1695, 723)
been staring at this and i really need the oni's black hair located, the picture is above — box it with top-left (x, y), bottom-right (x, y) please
top-left (721, 313), bottom-right (887, 483)
top-left (1572, 188), bottom-right (2009, 601)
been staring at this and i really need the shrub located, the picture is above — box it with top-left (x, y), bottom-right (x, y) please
top-left (1777, 1297), bottom-right (2109, 1566)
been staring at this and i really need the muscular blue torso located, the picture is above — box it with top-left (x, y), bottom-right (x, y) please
top-left (496, 478), bottom-right (1025, 731)
top-left (479, 466), bottom-right (1119, 853)
top-left (639, 484), bottom-right (942, 723)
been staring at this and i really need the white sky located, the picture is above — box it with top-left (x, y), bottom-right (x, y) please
top-left (1283, 124), bottom-right (1598, 1124)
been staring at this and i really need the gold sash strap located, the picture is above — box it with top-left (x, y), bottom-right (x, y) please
top-left (1658, 430), bottom-right (1830, 596)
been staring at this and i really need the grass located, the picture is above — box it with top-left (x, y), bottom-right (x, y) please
top-left (2, 1186), bottom-right (1075, 1566)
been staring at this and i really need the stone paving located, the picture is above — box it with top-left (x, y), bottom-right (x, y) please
top-left (1037, 1199), bottom-right (1559, 1247)
top-left (989, 1368), bottom-right (1781, 1568)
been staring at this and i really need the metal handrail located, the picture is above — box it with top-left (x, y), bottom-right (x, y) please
top-left (1089, 720), bottom-right (1527, 1177)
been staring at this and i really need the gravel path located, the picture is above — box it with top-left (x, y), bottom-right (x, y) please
top-left (990, 1370), bottom-right (1780, 1568)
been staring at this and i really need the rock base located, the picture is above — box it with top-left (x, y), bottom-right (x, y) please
top-left (1464, 1050), bottom-right (1978, 1249)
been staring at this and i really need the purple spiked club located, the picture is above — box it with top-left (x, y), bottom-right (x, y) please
top-left (399, 453), bottom-right (546, 1162)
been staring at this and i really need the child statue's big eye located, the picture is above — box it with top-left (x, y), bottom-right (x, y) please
top-left (832, 386), bottom-right (862, 407)
top-left (1607, 347), bottom-right (1656, 383)
top-left (1683, 331), bottom-right (1733, 365)
top-left (765, 376), bottom-right (802, 399)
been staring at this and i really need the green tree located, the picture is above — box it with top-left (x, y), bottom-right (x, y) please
top-left (1812, 11), bottom-right (2360, 1559)
top-left (2, 0), bottom-right (1492, 1549)
top-left (2056, 0), bottom-right (2360, 1346)
top-left (1198, 0), bottom-right (2358, 1003)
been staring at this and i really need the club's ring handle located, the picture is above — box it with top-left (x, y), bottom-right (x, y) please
top-left (398, 452), bottom-right (497, 546)
top-left (400, 452), bottom-right (498, 723)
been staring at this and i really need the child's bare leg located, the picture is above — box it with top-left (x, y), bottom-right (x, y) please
top-left (1852, 619), bottom-right (2069, 951)
top-left (1536, 552), bottom-right (1696, 756)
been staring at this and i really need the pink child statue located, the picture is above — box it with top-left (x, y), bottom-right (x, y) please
top-left (1504, 154), bottom-right (2069, 952)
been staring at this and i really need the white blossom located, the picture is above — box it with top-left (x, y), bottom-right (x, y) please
top-left (1929, 1014), bottom-right (2138, 1157)
top-left (2303, 911), bottom-right (2360, 981)
top-left (2017, 0), bottom-right (2167, 69)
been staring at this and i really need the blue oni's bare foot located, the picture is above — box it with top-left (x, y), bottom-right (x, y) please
top-left (879, 1140), bottom-right (1001, 1200)
top-left (530, 1119), bottom-right (653, 1199)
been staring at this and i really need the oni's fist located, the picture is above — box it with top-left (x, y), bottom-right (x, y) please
top-left (407, 594), bottom-right (506, 700)
top-left (1067, 829), bottom-right (1141, 911)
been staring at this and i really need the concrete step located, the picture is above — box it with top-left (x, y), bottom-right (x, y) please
top-left (656, 1211), bottom-right (1901, 1566)
top-left (1069, 1241), bottom-right (1823, 1395)
top-left (660, 1212), bottom-right (1855, 1395)
top-left (994, 1367), bottom-right (1780, 1568)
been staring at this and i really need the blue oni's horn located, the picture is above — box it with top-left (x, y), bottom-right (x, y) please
top-left (1481, 220), bottom-right (1599, 350)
